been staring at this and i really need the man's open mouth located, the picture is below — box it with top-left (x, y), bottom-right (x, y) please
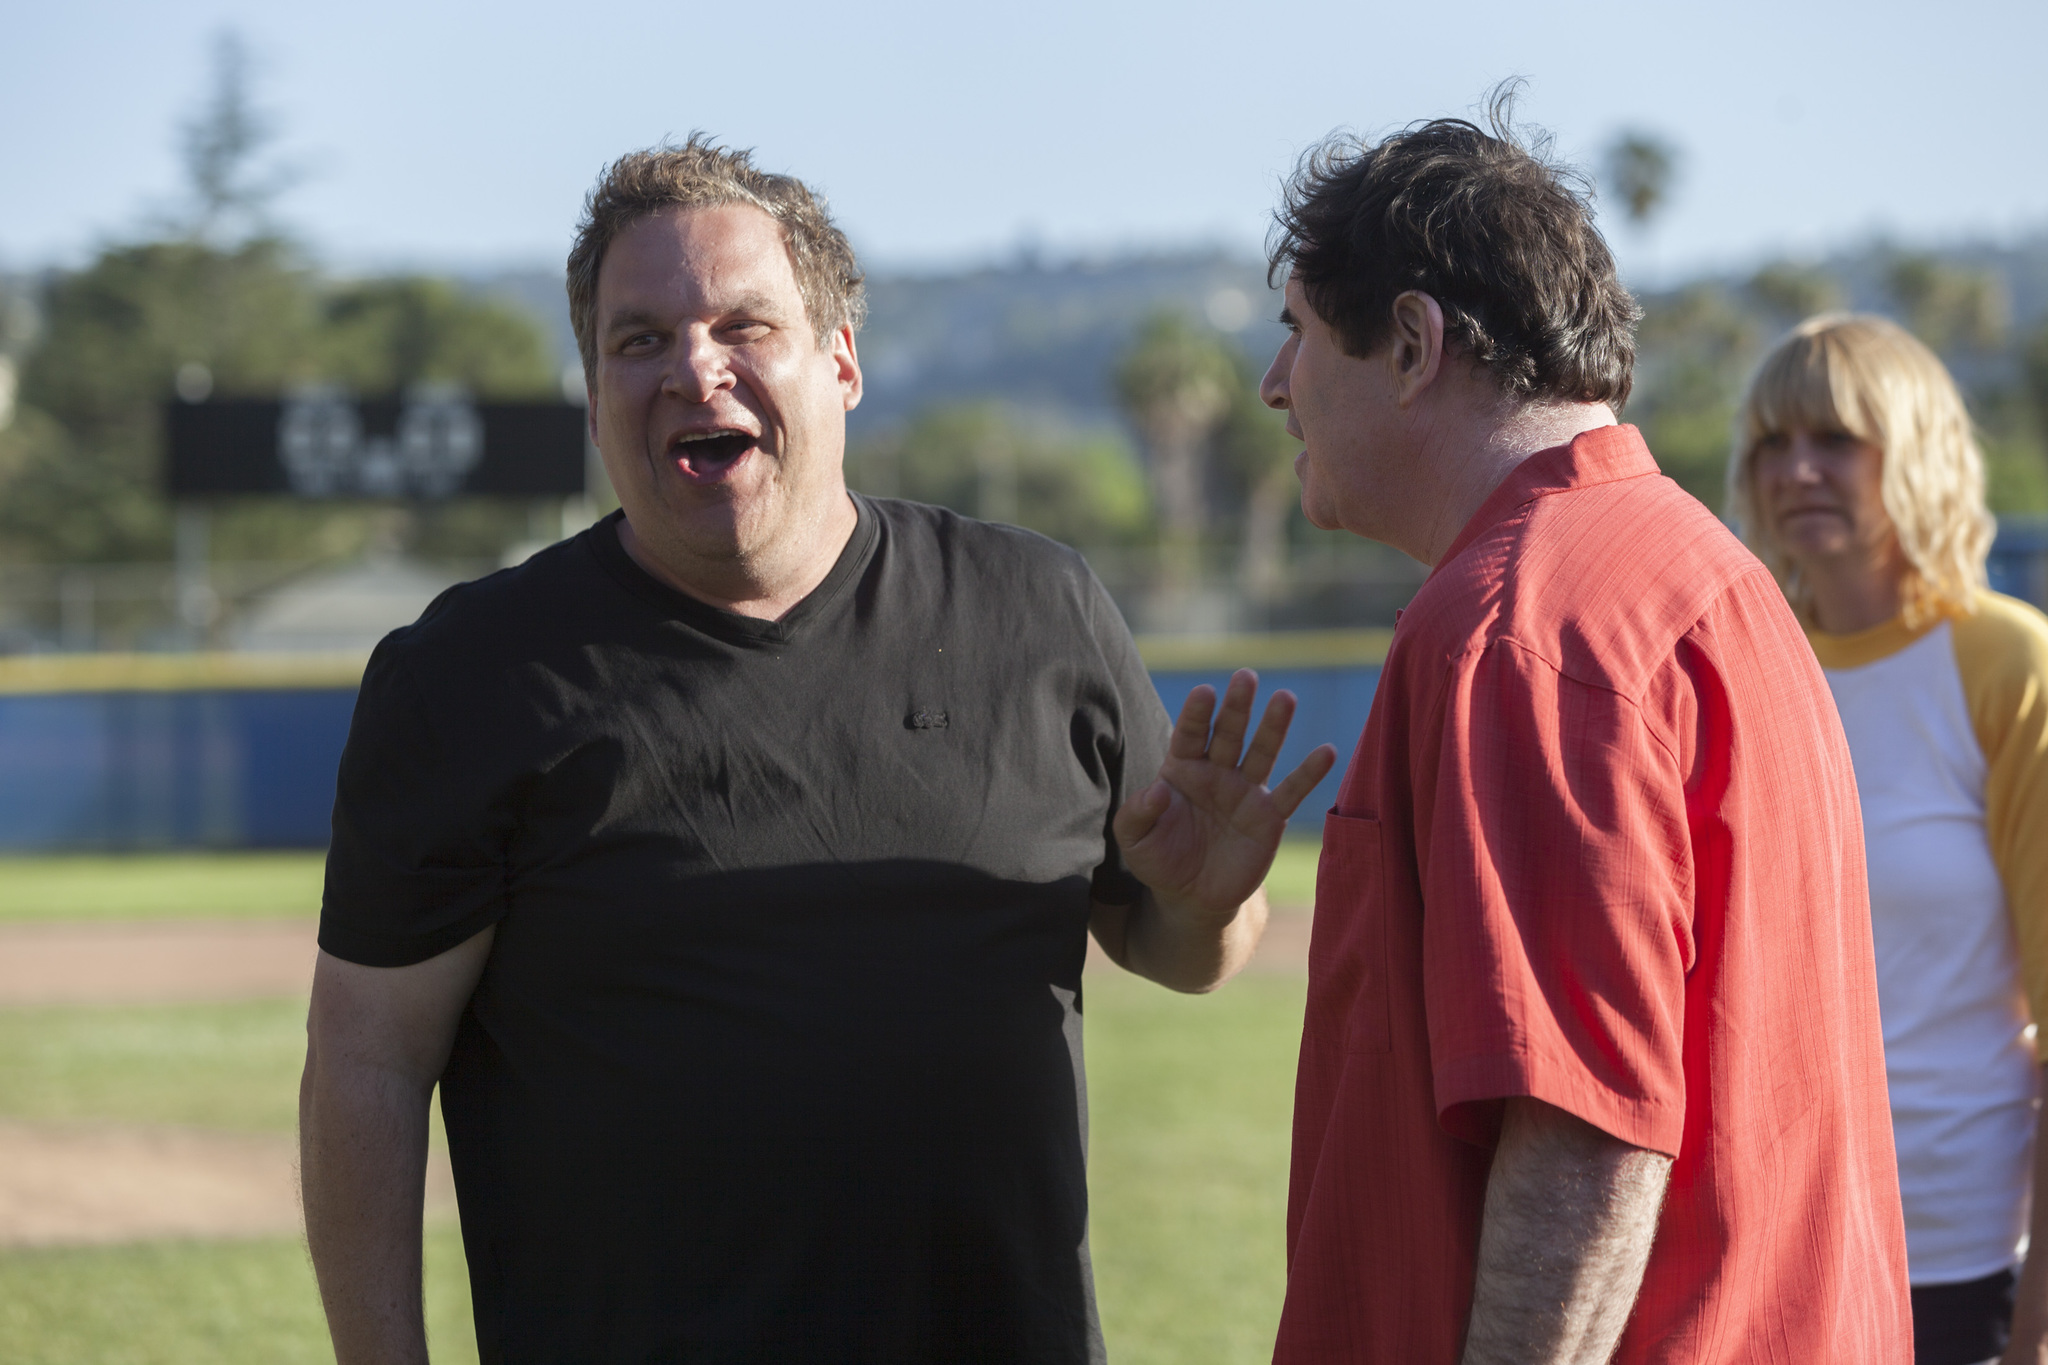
top-left (670, 429), bottom-right (758, 481)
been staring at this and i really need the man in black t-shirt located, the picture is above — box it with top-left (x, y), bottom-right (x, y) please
top-left (298, 139), bottom-right (1335, 1365)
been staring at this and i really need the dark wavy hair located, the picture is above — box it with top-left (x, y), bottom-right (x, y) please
top-left (1268, 87), bottom-right (1640, 410)
top-left (567, 136), bottom-right (866, 380)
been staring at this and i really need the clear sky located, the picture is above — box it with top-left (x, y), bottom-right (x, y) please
top-left (5, 0), bottom-right (2044, 286)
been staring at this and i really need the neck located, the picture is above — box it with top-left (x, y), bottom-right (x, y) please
top-left (1801, 550), bottom-right (1908, 635)
top-left (618, 490), bottom-right (860, 621)
top-left (1407, 399), bottom-right (1617, 566)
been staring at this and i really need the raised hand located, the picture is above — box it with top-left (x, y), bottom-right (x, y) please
top-left (1115, 669), bottom-right (1338, 918)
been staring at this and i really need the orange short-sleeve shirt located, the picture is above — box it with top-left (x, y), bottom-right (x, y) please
top-left (1275, 426), bottom-right (1909, 1363)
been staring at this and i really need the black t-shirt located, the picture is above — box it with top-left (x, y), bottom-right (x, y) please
top-left (320, 496), bottom-right (1169, 1364)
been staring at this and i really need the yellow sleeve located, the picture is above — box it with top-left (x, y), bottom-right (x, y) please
top-left (1952, 590), bottom-right (2048, 1028)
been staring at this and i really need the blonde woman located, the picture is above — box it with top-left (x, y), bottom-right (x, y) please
top-left (1731, 313), bottom-right (2048, 1365)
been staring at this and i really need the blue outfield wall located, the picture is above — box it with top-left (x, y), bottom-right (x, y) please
top-left (1146, 666), bottom-right (1380, 834)
top-left (0, 635), bottom-right (1388, 852)
top-left (12, 521), bottom-right (2047, 854)
top-left (0, 689), bottom-right (356, 850)
top-left (0, 654), bottom-right (368, 851)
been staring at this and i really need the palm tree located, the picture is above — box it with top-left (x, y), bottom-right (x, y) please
top-left (1213, 369), bottom-right (1300, 609)
top-left (1114, 312), bottom-right (1238, 585)
top-left (1602, 131), bottom-right (1679, 229)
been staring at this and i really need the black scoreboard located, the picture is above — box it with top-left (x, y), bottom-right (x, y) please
top-left (165, 393), bottom-right (588, 499)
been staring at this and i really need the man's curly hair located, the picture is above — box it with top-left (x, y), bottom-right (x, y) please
top-left (567, 136), bottom-right (866, 380)
top-left (1269, 86), bottom-right (1640, 410)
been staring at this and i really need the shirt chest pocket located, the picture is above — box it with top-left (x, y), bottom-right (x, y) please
top-left (1308, 810), bottom-right (1392, 1054)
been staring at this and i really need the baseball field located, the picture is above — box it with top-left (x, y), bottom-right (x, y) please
top-left (0, 843), bottom-right (1321, 1364)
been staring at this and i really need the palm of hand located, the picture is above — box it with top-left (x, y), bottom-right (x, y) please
top-left (1116, 670), bottom-right (1337, 916)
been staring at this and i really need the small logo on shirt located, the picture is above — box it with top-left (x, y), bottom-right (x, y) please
top-left (906, 709), bottom-right (949, 730)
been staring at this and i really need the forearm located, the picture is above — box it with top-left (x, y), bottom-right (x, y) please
top-left (2001, 1064), bottom-right (2048, 1365)
top-left (1100, 885), bottom-right (1267, 993)
top-left (1462, 1098), bottom-right (1673, 1365)
top-left (299, 1043), bottom-right (436, 1365)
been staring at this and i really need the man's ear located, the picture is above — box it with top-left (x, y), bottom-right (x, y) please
top-left (833, 325), bottom-right (864, 412)
top-left (1386, 291), bottom-right (1446, 407)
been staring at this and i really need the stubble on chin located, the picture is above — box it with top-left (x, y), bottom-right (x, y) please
top-left (705, 463), bottom-right (805, 568)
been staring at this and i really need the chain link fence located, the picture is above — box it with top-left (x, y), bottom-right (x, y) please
top-left (0, 557), bottom-right (490, 654)
top-left (0, 537), bottom-right (1431, 655)
top-left (17, 519), bottom-right (2038, 655)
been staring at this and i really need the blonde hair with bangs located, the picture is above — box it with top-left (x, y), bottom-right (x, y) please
top-left (1728, 313), bottom-right (1992, 629)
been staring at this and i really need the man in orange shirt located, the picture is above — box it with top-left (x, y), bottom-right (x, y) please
top-left (1259, 103), bottom-right (1911, 1362)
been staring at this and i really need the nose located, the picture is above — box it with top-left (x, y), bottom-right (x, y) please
top-left (1759, 433), bottom-right (1820, 485)
top-left (1260, 335), bottom-right (1296, 411)
top-left (1784, 434), bottom-right (1828, 481)
top-left (663, 326), bottom-right (733, 404)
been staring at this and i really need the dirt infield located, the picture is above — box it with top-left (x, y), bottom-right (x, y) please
top-left (1248, 907), bottom-right (1313, 972)
top-left (0, 908), bottom-right (1308, 1248)
top-left (0, 909), bottom-right (1311, 1008)
top-left (0, 1119), bottom-right (455, 1249)
top-left (0, 919), bottom-right (319, 1006)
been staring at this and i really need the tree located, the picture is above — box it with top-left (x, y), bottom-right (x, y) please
top-left (1211, 362), bottom-right (1299, 604)
top-left (1746, 262), bottom-right (1844, 324)
top-left (319, 278), bottom-right (555, 398)
top-left (1114, 312), bottom-right (1239, 576)
top-left (844, 402), bottom-right (1148, 549)
top-left (6, 237), bottom-right (326, 562)
top-left (1626, 284), bottom-right (1763, 511)
top-left (1602, 131), bottom-right (1680, 228)
top-left (178, 30), bottom-right (293, 244)
top-left (2027, 321), bottom-right (2048, 453)
top-left (0, 34), bottom-right (560, 569)
top-left (1887, 254), bottom-right (2008, 354)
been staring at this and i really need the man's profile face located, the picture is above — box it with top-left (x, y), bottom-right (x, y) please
top-left (588, 203), bottom-right (862, 572)
top-left (1260, 276), bottom-right (1399, 538)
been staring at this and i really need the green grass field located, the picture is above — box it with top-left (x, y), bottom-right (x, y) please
top-left (0, 1228), bottom-right (480, 1365)
top-left (1087, 970), bottom-right (1302, 1363)
top-left (0, 998), bottom-right (308, 1131)
top-left (1263, 835), bottom-right (1319, 907)
top-left (0, 853), bottom-right (327, 923)
top-left (0, 837), bottom-right (1319, 923)
top-left (0, 852), bottom-right (1314, 1362)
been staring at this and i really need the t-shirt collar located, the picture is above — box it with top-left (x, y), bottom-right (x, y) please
top-left (590, 493), bottom-right (880, 648)
top-left (1431, 423), bottom-right (1660, 572)
top-left (1805, 613), bottom-right (1943, 670)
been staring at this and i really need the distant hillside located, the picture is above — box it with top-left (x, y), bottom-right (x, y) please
top-left (1621, 229), bottom-right (2048, 513)
top-left (469, 228), bottom-right (2048, 450)
top-left (1783, 234), bottom-right (2048, 333)
top-left (1670, 231), bottom-right (2048, 395)
top-left (850, 253), bottom-right (1285, 434)
top-left (469, 251), bottom-right (1288, 438)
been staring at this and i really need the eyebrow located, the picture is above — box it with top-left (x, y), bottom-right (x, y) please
top-left (602, 307), bottom-right (664, 335)
top-left (601, 293), bottom-right (786, 336)
top-left (717, 292), bottom-right (781, 319)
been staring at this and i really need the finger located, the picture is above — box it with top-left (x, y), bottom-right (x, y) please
top-left (1268, 744), bottom-right (1339, 818)
top-left (1240, 689), bottom-right (1298, 787)
top-left (1205, 669), bottom-right (1260, 769)
top-left (1112, 778), bottom-right (1172, 849)
top-left (1168, 685), bottom-right (1217, 761)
